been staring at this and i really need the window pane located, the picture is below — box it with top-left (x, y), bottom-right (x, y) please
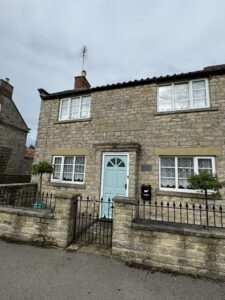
top-left (60, 99), bottom-right (70, 120)
top-left (160, 157), bottom-right (175, 188)
top-left (161, 178), bottom-right (176, 189)
top-left (161, 168), bottom-right (175, 178)
top-left (174, 83), bottom-right (189, 93)
top-left (70, 98), bottom-right (80, 119)
top-left (161, 157), bottom-right (175, 167)
top-left (175, 100), bottom-right (190, 110)
top-left (53, 157), bottom-right (62, 179)
top-left (174, 83), bottom-right (190, 110)
top-left (178, 158), bottom-right (193, 168)
top-left (158, 85), bottom-right (173, 111)
top-left (193, 80), bottom-right (205, 90)
top-left (81, 97), bottom-right (91, 118)
top-left (159, 85), bottom-right (172, 93)
top-left (193, 89), bottom-right (206, 99)
top-left (178, 179), bottom-right (190, 189)
top-left (54, 157), bottom-right (62, 165)
top-left (75, 165), bottom-right (84, 173)
top-left (178, 158), bottom-right (194, 189)
top-left (198, 159), bottom-right (212, 174)
top-left (192, 80), bottom-right (207, 108)
top-left (74, 173), bottom-right (84, 182)
top-left (74, 156), bottom-right (85, 182)
top-left (63, 157), bottom-right (74, 181)
top-left (53, 172), bottom-right (60, 179)
top-left (75, 157), bottom-right (85, 164)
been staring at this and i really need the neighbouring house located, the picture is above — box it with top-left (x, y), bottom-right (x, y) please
top-left (0, 78), bottom-right (29, 176)
top-left (34, 64), bottom-right (225, 214)
top-left (21, 145), bottom-right (35, 175)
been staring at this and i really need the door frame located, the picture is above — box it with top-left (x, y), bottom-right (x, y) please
top-left (100, 152), bottom-right (129, 213)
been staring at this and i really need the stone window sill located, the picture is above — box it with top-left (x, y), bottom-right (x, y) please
top-left (154, 107), bottom-right (218, 116)
top-left (54, 118), bottom-right (92, 124)
top-left (47, 182), bottom-right (86, 189)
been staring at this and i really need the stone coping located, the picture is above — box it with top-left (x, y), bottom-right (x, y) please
top-left (156, 190), bottom-right (212, 199)
top-left (0, 183), bottom-right (37, 188)
top-left (133, 219), bottom-right (225, 239)
top-left (0, 206), bottom-right (53, 219)
top-left (113, 196), bottom-right (136, 205)
top-left (47, 182), bottom-right (86, 189)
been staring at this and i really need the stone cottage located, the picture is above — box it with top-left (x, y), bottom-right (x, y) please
top-left (34, 64), bottom-right (225, 210)
top-left (0, 79), bottom-right (29, 175)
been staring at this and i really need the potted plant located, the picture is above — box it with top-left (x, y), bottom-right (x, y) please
top-left (31, 161), bottom-right (53, 208)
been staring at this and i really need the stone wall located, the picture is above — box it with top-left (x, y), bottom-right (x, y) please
top-left (0, 79), bottom-right (28, 175)
top-left (112, 197), bottom-right (225, 281)
top-left (0, 175), bottom-right (31, 184)
top-left (0, 194), bottom-right (77, 247)
top-left (34, 73), bottom-right (225, 202)
top-left (0, 183), bottom-right (37, 194)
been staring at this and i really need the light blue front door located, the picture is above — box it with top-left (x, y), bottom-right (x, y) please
top-left (101, 155), bottom-right (128, 218)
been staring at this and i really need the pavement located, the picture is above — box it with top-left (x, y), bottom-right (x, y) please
top-left (0, 240), bottom-right (225, 300)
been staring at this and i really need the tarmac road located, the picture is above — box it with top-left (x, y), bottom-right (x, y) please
top-left (0, 240), bottom-right (224, 300)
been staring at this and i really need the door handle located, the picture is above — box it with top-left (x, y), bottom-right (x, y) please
top-left (125, 183), bottom-right (127, 190)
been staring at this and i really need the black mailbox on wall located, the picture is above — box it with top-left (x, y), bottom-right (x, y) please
top-left (141, 185), bottom-right (151, 201)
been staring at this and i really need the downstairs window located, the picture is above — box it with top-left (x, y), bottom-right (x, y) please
top-left (159, 156), bottom-right (215, 192)
top-left (52, 156), bottom-right (85, 184)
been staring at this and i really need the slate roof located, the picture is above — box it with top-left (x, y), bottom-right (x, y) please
top-left (38, 64), bottom-right (225, 100)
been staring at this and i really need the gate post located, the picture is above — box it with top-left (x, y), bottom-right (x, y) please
top-left (73, 195), bottom-right (79, 241)
top-left (112, 196), bottom-right (136, 257)
top-left (51, 194), bottom-right (79, 247)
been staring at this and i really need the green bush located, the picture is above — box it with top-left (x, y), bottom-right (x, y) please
top-left (188, 170), bottom-right (225, 202)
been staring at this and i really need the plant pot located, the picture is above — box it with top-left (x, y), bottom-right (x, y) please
top-left (33, 202), bottom-right (47, 209)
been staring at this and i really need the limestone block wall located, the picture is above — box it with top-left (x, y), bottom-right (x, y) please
top-left (34, 74), bottom-right (225, 202)
top-left (0, 84), bottom-right (28, 175)
top-left (0, 195), bottom-right (76, 248)
top-left (112, 197), bottom-right (225, 281)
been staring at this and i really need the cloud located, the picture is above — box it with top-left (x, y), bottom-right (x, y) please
top-left (0, 0), bottom-right (225, 142)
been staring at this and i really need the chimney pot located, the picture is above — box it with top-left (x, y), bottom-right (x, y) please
top-left (81, 70), bottom-right (87, 77)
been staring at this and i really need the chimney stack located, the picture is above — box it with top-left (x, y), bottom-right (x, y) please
top-left (74, 70), bottom-right (91, 90)
top-left (0, 78), bottom-right (13, 99)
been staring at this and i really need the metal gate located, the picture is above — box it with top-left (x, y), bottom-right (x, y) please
top-left (74, 196), bottom-right (114, 246)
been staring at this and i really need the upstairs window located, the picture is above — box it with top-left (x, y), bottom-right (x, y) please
top-left (157, 79), bottom-right (209, 112)
top-left (59, 96), bottom-right (91, 121)
top-left (159, 156), bottom-right (215, 192)
top-left (52, 156), bottom-right (86, 184)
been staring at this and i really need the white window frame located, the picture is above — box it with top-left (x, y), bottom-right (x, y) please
top-left (51, 155), bottom-right (86, 184)
top-left (159, 156), bottom-right (215, 193)
top-left (157, 78), bottom-right (210, 112)
top-left (59, 96), bottom-right (91, 121)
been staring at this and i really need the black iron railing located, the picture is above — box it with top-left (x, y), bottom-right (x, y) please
top-left (0, 190), bottom-right (55, 211)
top-left (74, 196), bottom-right (114, 245)
top-left (135, 200), bottom-right (225, 228)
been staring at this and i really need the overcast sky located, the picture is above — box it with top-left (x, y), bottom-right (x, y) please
top-left (0, 0), bottom-right (225, 145)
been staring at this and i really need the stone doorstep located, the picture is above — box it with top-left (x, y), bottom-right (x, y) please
top-left (66, 242), bottom-right (112, 257)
